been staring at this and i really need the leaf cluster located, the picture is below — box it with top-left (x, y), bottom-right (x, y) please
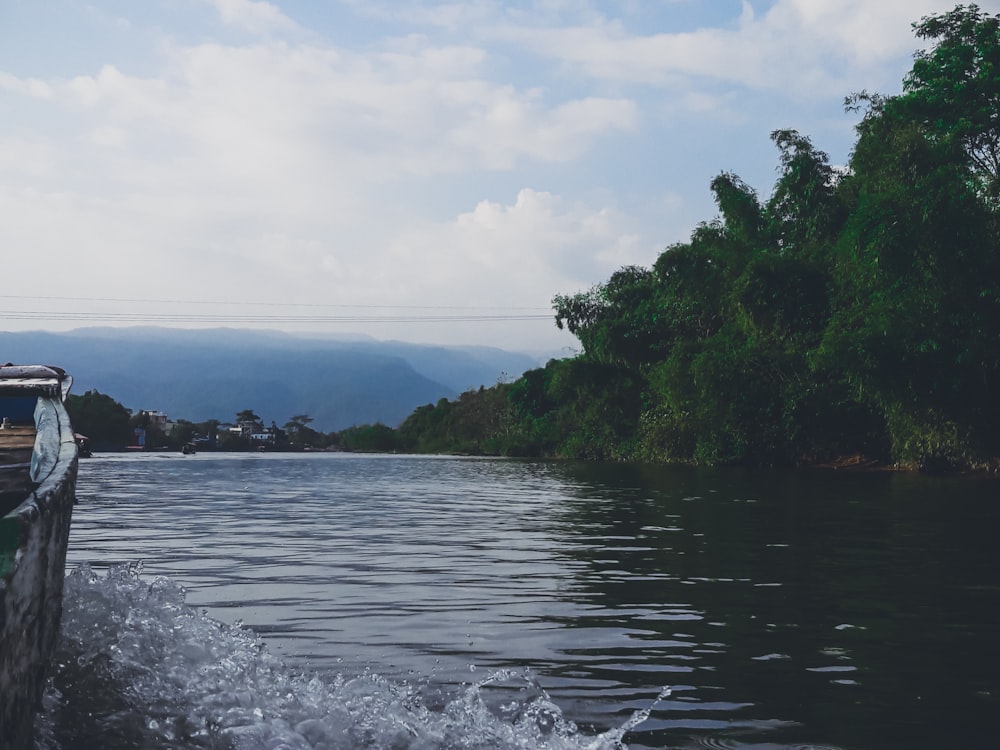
top-left (396, 5), bottom-right (1000, 471)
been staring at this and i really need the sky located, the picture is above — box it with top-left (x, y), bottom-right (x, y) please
top-left (2, 0), bottom-right (997, 356)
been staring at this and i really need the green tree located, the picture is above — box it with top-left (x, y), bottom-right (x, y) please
top-left (902, 4), bottom-right (1000, 206)
top-left (554, 265), bottom-right (671, 367)
top-left (168, 419), bottom-right (197, 448)
top-left (65, 390), bottom-right (132, 448)
top-left (285, 414), bottom-right (313, 431)
top-left (284, 414), bottom-right (323, 448)
top-left (397, 399), bottom-right (454, 453)
top-left (763, 129), bottom-right (843, 254)
top-left (818, 6), bottom-right (1000, 468)
top-left (339, 423), bottom-right (401, 453)
top-left (198, 419), bottom-right (221, 445)
top-left (236, 409), bottom-right (261, 425)
top-left (392, 4), bottom-right (1000, 471)
top-left (396, 386), bottom-right (516, 456)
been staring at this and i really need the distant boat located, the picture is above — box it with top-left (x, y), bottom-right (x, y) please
top-left (0, 364), bottom-right (78, 749)
top-left (181, 442), bottom-right (196, 455)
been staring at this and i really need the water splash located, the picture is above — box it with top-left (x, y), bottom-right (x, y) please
top-left (584, 686), bottom-right (672, 750)
top-left (37, 564), bottom-right (665, 750)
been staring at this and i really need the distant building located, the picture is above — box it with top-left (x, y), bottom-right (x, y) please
top-left (252, 423), bottom-right (285, 445)
top-left (237, 420), bottom-right (258, 438)
top-left (138, 410), bottom-right (169, 431)
top-left (225, 419), bottom-right (285, 447)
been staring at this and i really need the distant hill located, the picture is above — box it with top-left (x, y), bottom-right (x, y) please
top-left (0, 328), bottom-right (543, 431)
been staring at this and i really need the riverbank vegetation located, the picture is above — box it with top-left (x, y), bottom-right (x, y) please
top-left (397, 5), bottom-right (1000, 472)
top-left (64, 390), bottom-right (403, 453)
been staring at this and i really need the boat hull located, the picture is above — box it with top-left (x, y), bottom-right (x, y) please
top-left (0, 374), bottom-right (78, 749)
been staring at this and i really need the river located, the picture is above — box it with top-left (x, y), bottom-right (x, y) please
top-left (35, 452), bottom-right (1000, 749)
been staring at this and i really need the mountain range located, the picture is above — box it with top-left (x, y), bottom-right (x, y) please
top-left (0, 328), bottom-right (547, 431)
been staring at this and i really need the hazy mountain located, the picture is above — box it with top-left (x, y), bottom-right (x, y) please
top-left (0, 328), bottom-right (543, 430)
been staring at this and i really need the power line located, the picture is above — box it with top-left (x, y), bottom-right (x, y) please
top-left (0, 309), bottom-right (553, 324)
top-left (0, 293), bottom-right (551, 313)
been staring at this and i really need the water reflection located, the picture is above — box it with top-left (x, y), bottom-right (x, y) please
top-left (63, 454), bottom-right (1000, 750)
top-left (542, 462), bottom-right (1000, 749)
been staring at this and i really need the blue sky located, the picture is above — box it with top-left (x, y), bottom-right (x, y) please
top-left (2, 0), bottom-right (995, 354)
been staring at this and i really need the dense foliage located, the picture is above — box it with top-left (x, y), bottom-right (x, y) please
top-left (65, 390), bottom-right (133, 449)
top-left (397, 5), bottom-right (1000, 471)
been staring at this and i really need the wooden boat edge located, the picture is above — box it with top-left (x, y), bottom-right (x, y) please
top-left (0, 367), bottom-right (79, 749)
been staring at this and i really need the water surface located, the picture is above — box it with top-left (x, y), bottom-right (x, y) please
top-left (41, 453), bottom-right (1000, 749)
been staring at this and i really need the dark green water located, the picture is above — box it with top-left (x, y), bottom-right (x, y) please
top-left (542, 462), bottom-right (1000, 749)
top-left (49, 454), bottom-right (1000, 749)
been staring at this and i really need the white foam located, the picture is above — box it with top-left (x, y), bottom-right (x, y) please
top-left (37, 563), bottom-right (664, 750)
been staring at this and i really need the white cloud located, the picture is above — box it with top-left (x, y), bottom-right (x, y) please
top-left (207, 0), bottom-right (301, 35)
top-left (481, 0), bottom-right (971, 97)
top-left (26, 34), bottom-right (635, 205)
top-left (0, 72), bottom-right (52, 99)
top-left (0, 137), bottom-right (58, 178)
top-left (338, 0), bottom-right (501, 30)
top-left (760, 0), bottom-right (947, 62)
top-left (0, 28), bottom-right (645, 349)
top-left (449, 92), bottom-right (638, 169)
top-left (5, 0), bottom-right (992, 349)
top-left (0, 180), bottom-right (637, 348)
top-left (378, 188), bottom-right (656, 311)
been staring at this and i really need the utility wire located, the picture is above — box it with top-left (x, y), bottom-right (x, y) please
top-left (0, 293), bottom-right (551, 313)
top-left (0, 309), bottom-right (553, 324)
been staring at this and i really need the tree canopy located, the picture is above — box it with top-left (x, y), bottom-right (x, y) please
top-left (65, 390), bottom-right (132, 448)
top-left (396, 4), bottom-right (1000, 471)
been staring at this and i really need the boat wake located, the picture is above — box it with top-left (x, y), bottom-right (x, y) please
top-left (36, 563), bottom-right (667, 750)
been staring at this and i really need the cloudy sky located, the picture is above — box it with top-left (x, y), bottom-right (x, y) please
top-left (1, 0), bottom-right (994, 354)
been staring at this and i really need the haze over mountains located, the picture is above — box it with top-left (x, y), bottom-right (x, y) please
top-left (0, 328), bottom-right (548, 431)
